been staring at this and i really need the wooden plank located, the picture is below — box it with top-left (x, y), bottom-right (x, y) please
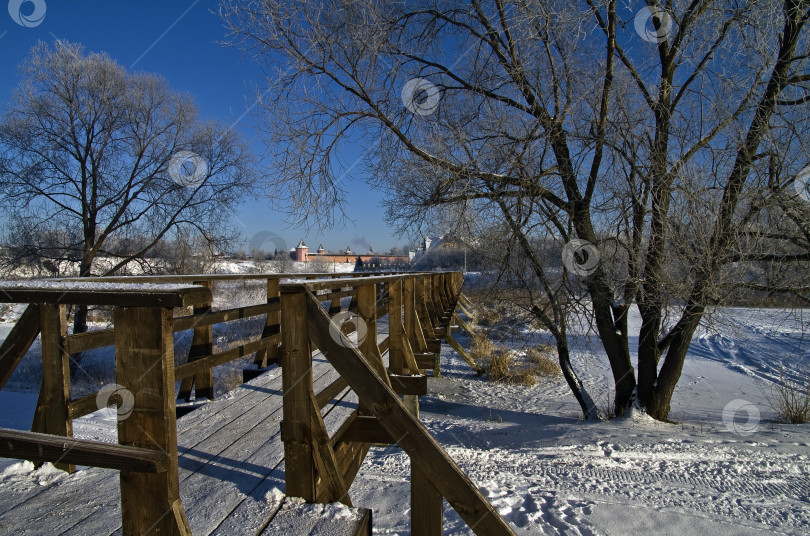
top-left (305, 292), bottom-right (516, 536)
top-left (413, 309), bottom-right (428, 353)
top-left (255, 278), bottom-right (281, 367)
top-left (412, 464), bottom-right (443, 536)
top-left (31, 303), bottom-right (73, 473)
top-left (396, 317), bottom-right (421, 374)
top-left (65, 328), bottom-right (115, 354)
top-left (378, 336), bottom-right (390, 356)
top-left (0, 283), bottom-right (210, 308)
top-left (339, 415), bottom-right (394, 444)
top-left (454, 311), bottom-right (475, 337)
top-left (316, 377), bottom-right (349, 409)
top-left (0, 304), bottom-right (40, 391)
top-left (447, 329), bottom-right (482, 375)
top-left (0, 428), bottom-right (169, 473)
top-left (173, 335), bottom-right (280, 380)
top-left (415, 353), bottom-right (437, 370)
top-left (289, 273), bottom-right (426, 292)
top-left (178, 281), bottom-right (214, 401)
top-left (173, 302), bottom-right (279, 332)
top-left (389, 374), bottom-right (427, 396)
top-left (67, 392), bottom-right (100, 419)
top-left (310, 394), bottom-right (352, 506)
top-left (336, 440), bottom-right (371, 490)
top-left (65, 303), bottom-right (281, 355)
top-left (115, 305), bottom-right (186, 536)
top-left (279, 285), bottom-right (316, 502)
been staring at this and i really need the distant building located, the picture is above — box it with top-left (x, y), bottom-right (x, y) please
top-left (289, 240), bottom-right (409, 265)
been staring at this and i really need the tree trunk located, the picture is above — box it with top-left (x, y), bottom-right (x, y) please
top-left (69, 256), bottom-right (93, 378)
top-left (556, 335), bottom-right (599, 420)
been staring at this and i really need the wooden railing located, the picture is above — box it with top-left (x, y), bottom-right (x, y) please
top-left (0, 281), bottom-right (210, 534)
top-left (0, 271), bottom-right (511, 535)
top-left (278, 272), bottom-right (516, 535)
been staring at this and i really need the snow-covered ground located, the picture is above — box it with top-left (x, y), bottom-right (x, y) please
top-left (0, 306), bottom-right (808, 534)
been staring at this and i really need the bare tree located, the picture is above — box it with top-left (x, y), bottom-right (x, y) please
top-left (222, 0), bottom-right (810, 420)
top-left (0, 41), bottom-right (256, 338)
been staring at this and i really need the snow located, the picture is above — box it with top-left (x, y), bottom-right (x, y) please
top-left (0, 306), bottom-right (808, 534)
top-left (0, 280), bottom-right (204, 293)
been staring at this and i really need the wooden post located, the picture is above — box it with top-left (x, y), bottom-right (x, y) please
top-left (178, 281), bottom-right (213, 401)
top-left (357, 284), bottom-right (387, 383)
top-left (280, 285), bottom-right (316, 502)
top-left (388, 278), bottom-right (419, 415)
top-left (305, 294), bottom-right (517, 536)
top-left (31, 303), bottom-right (73, 473)
top-left (254, 277), bottom-right (281, 368)
top-left (388, 279), bottom-right (405, 375)
top-left (116, 305), bottom-right (190, 536)
top-left (412, 464), bottom-right (443, 535)
top-left (404, 277), bottom-right (417, 352)
top-left (415, 277), bottom-right (437, 340)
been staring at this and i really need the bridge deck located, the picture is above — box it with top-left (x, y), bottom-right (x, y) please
top-left (0, 354), bottom-right (365, 535)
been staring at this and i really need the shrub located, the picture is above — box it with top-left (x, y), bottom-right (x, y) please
top-left (525, 345), bottom-right (560, 377)
top-left (765, 369), bottom-right (810, 424)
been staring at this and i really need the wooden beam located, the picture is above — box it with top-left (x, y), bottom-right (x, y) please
top-left (412, 464), bottom-right (443, 536)
top-left (446, 329), bottom-right (482, 375)
top-left (387, 279), bottom-right (405, 375)
top-left (388, 374), bottom-right (427, 396)
top-left (178, 281), bottom-right (213, 402)
top-left (0, 428), bottom-right (169, 473)
top-left (310, 394), bottom-right (352, 506)
top-left (0, 305), bottom-right (40, 391)
top-left (115, 305), bottom-right (187, 536)
top-left (280, 286), bottom-right (316, 502)
top-left (415, 353), bottom-right (437, 370)
top-left (255, 278), bottom-right (281, 367)
top-left (31, 303), bottom-right (73, 473)
top-left (305, 293), bottom-right (516, 536)
top-left (453, 312), bottom-right (475, 337)
top-left (173, 335), bottom-right (279, 380)
top-left (413, 309), bottom-right (428, 353)
top-left (357, 284), bottom-right (390, 387)
top-left (339, 415), bottom-right (395, 444)
top-left (0, 282), bottom-right (210, 308)
top-left (172, 301), bottom-right (279, 331)
top-left (315, 377), bottom-right (349, 409)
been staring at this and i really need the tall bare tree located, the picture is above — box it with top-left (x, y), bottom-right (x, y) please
top-left (222, 0), bottom-right (810, 420)
top-left (0, 41), bottom-right (255, 339)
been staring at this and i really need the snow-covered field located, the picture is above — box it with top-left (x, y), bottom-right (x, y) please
top-left (0, 306), bottom-right (808, 534)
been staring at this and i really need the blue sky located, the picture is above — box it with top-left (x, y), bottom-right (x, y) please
top-left (0, 0), bottom-right (405, 253)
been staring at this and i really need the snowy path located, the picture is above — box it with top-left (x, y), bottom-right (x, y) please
top-left (348, 307), bottom-right (810, 535)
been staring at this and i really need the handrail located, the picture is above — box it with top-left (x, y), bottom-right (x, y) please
top-left (0, 427), bottom-right (169, 473)
top-left (0, 270), bottom-right (467, 535)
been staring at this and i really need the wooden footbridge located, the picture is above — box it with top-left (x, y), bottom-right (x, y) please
top-left (0, 271), bottom-right (514, 535)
